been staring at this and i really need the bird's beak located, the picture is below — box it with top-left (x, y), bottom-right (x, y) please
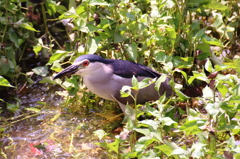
top-left (53, 64), bottom-right (82, 79)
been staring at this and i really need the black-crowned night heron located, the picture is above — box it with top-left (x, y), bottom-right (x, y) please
top-left (53, 54), bottom-right (173, 113)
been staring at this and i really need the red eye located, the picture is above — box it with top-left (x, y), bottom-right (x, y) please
top-left (82, 60), bottom-right (89, 66)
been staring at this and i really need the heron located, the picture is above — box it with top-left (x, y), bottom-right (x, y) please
top-left (53, 54), bottom-right (173, 113)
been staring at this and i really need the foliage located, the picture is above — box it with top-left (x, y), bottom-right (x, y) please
top-left (0, 0), bottom-right (240, 158)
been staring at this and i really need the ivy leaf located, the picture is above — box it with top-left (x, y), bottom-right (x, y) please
top-left (126, 42), bottom-right (138, 62)
top-left (0, 76), bottom-right (14, 87)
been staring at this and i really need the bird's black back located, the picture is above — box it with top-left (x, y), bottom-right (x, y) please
top-left (106, 59), bottom-right (161, 78)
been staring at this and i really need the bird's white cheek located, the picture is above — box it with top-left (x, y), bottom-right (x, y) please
top-left (74, 69), bottom-right (83, 75)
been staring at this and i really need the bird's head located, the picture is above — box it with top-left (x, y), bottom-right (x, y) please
top-left (53, 54), bottom-right (107, 80)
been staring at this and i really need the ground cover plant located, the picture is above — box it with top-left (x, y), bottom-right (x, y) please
top-left (0, 0), bottom-right (240, 158)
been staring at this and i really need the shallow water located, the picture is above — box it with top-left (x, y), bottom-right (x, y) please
top-left (1, 81), bottom-right (122, 158)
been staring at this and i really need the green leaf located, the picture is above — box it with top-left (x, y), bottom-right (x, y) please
top-left (202, 35), bottom-right (223, 46)
top-left (59, 7), bottom-right (79, 19)
top-left (0, 76), bottom-right (14, 87)
top-left (197, 43), bottom-right (211, 60)
top-left (139, 120), bottom-right (159, 130)
top-left (156, 144), bottom-right (173, 156)
top-left (205, 103), bottom-right (221, 116)
top-left (63, 76), bottom-right (79, 96)
top-left (0, 57), bottom-right (10, 75)
top-left (154, 52), bottom-right (170, 63)
top-left (120, 86), bottom-right (132, 97)
top-left (76, 5), bottom-right (85, 15)
top-left (204, 0), bottom-right (228, 11)
top-left (46, 0), bottom-right (57, 15)
top-left (88, 0), bottom-right (109, 6)
top-left (139, 78), bottom-right (156, 89)
top-left (175, 89), bottom-right (190, 100)
top-left (114, 32), bottom-right (124, 43)
top-left (134, 128), bottom-right (151, 136)
top-left (166, 27), bottom-right (176, 47)
top-left (180, 120), bottom-right (202, 135)
top-left (191, 142), bottom-right (206, 158)
top-left (88, 37), bottom-right (100, 54)
top-left (33, 43), bottom-right (42, 56)
top-left (155, 74), bottom-right (167, 92)
top-left (25, 107), bottom-right (41, 113)
top-left (126, 42), bottom-right (138, 62)
top-left (131, 75), bottom-right (138, 89)
top-left (144, 106), bottom-right (161, 118)
top-left (188, 71), bottom-right (208, 84)
top-left (160, 117), bottom-right (176, 126)
top-left (47, 50), bottom-right (69, 65)
top-left (171, 148), bottom-right (187, 155)
top-left (32, 66), bottom-right (49, 77)
top-left (134, 136), bottom-right (155, 152)
top-left (19, 23), bottom-right (39, 32)
top-left (205, 58), bottom-right (214, 73)
top-left (7, 102), bottom-right (19, 112)
top-left (202, 86), bottom-right (214, 100)
top-left (94, 129), bottom-right (107, 140)
top-left (8, 28), bottom-right (19, 48)
top-left (217, 83), bottom-right (228, 98)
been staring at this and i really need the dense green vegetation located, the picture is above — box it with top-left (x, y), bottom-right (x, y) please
top-left (0, 0), bottom-right (240, 158)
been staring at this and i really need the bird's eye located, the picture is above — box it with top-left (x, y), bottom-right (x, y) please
top-left (82, 60), bottom-right (89, 66)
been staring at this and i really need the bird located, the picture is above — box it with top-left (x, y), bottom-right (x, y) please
top-left (53, 54), bottom-right (173, 113)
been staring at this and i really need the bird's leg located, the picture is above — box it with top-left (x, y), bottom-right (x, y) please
top-left (116, 101), bottom-right (126, 114)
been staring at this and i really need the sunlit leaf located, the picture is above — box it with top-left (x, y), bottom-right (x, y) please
top-left (0, 76), bottom-right (14, 87)
top-left (88, 37), bottom-right (100, 54)
top-left (33, 43), bottom-right (42, 56)
top-left (25, 107), bottom-right (41, 113)
top-left (87, 0), bottom-right (109, 6)
top-left (166, 27), bottom-right (176, 47)
top-left (205, 58), bottom-right (214, 73)
top-left (76, 5), bottom-right (85, 14)
top-left (160, 117), bottom-right (176, 126)
top-left (171, 148), bottom-right (187, 155)
top-left (46, 0), bottom-right (57, 15)
top-left (188, 71), bottom-right (208, 84)
top-left (204, 0), bottom-right (228, 11)
top-left (134, 128), bottom-right (151, 136)
top-left (202, 35), bottom-right (223, 46)
top-left (154, 52), bottom-right (170, 63)
top-left (131, 75), bottom-right (138, 89)
top-left (40, 76), bottom-right (57, 84)
top-left (180, 120), bottom-right (202, 135)
top-left (94, 129), bottom-right (107, 140)
top-left (175, 89), bottom-right (190, 100)
top-left (139, 120), bottom-right (159, 130)
top-left (202, 86), bottom-right (214, 100)
top-left (59, 7), bottom-right (78, 19)
top-left (134, 136), bottom-right (155, 152)
top-left (47, 51), bottom-right (69, 65)
top-left (32, 66), bottom-right (49, 77)
top-left (19, 23), bottom-right (39, 32)
top-left (120, 85), bottom-right (132, 97)
top-left (217, 82), bottom-right (228, 98)
top-left (205, 103), bottom-right (221, 116)
top-left (190, 142), bottom-right (206, 158)
top-left (155, 74), bottom-right (167, 92)
top-left (126, 42), bottom-right (138, 62)
top-left (156, 144), bottom-right (173, 156)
